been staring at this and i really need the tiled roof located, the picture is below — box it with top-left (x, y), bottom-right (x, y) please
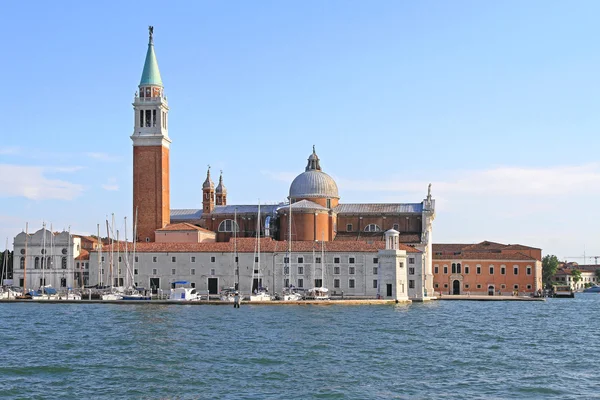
top-left (432, 244), bottom-right (469, 253)
top-left (334, 203), bottom-right (423, 214)
top-left (171, 209), bottom-right (203, 221)
top-left (156, 223), bottom-right (214, 234)
top-left (433, 241), bottom-right (540, 254)
top-left (462, 241), bottom-right (508, 251)
top-left (504, 244), bottom-right (541, 251)
top-left (286, 200), bottom-right (328, 211)
top-left (433, 251), bottom-right (537, 261)
top-left (93, 238), bottom-right (420, 254)
top-left (75, 249), bottom-right (90, 260)
top-left (171, 204), bottom-right (284, 219)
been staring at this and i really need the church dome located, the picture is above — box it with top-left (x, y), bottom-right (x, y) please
top-left (289, 147), bottom-right (339, 199)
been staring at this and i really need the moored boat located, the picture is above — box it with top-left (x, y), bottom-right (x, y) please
top-left (169, 281), bottom-right (202, 301)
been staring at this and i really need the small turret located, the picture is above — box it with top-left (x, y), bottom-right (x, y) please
top-left (203, 166), bottom-right (215, 213)
top-left (216, 170), bottom-right (227, 206)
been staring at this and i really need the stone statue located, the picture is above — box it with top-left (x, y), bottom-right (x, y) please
top-left (135, 91), bottom-right (138, 97)
top-left (149, 26), bottom-right (154, 43)
top-left (427, 183), bottom-right (431, 198)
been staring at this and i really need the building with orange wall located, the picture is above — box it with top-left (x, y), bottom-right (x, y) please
top-left (432, 241), bottom-right (542, 295)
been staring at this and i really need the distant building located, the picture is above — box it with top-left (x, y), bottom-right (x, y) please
top-left (553, 263), bottom-right (599, 290)
top-left (432, 241), bottom-right (542, 295)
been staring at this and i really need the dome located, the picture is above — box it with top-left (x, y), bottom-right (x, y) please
top-left (289, 147), bottom-right (339, 199)
top-left (289, 170), bottom-right (339, 199)
top-left (202, 167), bottom-right (214, 190)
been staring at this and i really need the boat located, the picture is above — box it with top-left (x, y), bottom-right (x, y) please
top-left (169, 281), bottom-right (203, 301)
top-left (220, 287), bottom-right (239, 302)
top-left (249, 202), bottom-right (272, 302)
top-left (583, 285), bottom-right (600, 293)
top-left (553, 285), bottom-right (575, 298)
top-left (307, 237), bottom-right (330, 300)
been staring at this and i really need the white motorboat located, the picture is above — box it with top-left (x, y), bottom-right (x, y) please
top-left (169, 281), bottom-right (202, 301)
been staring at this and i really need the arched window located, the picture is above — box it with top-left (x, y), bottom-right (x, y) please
top-left (35, 257), bottom-right (40, 269)
top-left (364, 224), bottom-right (381, 232)
top-left (47, 257), bottom-right (52, 268)
top-left (452, 263), bottom-right (456, 274)
top-left (62, 257), bottom-right (67, 269)
top-left (218, 219), bottom-right (239, 232)
top-left (457, 263), bottom-right (461, 274)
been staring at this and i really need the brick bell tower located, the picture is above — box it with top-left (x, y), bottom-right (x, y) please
top-left (131, 26), bottom-right (171, 242)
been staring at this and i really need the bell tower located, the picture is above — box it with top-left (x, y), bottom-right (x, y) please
top-left (203, 166), bottom-right (215, 214)
top-left (131, 26), bottom-right (171, 242)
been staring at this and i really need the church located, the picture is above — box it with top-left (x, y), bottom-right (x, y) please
top-left (90, 28), bottom-right (437, 300)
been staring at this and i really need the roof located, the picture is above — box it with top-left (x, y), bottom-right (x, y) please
top-left (280, 200), bottom-right (328, 211)
top-left (433, 252), bottom-right (537, 261)
top-left (334, 203), bottom-right (423, 214)
top-left (171, 209), bottom-right (203, 220)
top-left (433, 241), bottom-right (541, 255)
top-left (93, 238), bottom-right (421, 254)
top-left (156, 223), bottom-right (215, 234)
top-left (139, 38), bottom-right (162, 86)
top-left (333, 232), bottom-right (422, 244)
top-left (75, 249), bottom-right (90, 260)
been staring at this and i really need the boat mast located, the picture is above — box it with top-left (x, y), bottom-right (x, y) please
top-left (321, 232), bottom-right (325, 287)
top-left (41, 221), bottom-right (46, 292)
top-left (24, 222), bottom-right (28, 294)
top-left (287, 200), bottom-right (292, 289)
top-left (97, 224), bottom-right (102, 286)
top-left (132, 207), bottom-right (138, 288)
top-left (106, 219), bottom-right (112, 287)
top-left (1, 238), bottom-right (7, 286)
top-left (50, 223), bottom-right (55, 289)
top-left (116, 229), bottom-right (120, 287)
top-left (257, 201), bottom-right (261, 289)
top-left (234, 207), bottom-right (238, 290)
top-left (124, 217), bottom-right (129, 288)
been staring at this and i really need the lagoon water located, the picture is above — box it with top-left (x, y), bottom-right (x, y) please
top-left (1, 296), bottom-right (599, 399)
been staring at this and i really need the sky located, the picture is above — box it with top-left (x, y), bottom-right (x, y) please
top-left (1, 1), bottom-right (599, 261)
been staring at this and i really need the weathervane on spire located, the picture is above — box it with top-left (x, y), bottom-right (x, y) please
top-left (312, 144), bottom-right (316, 154)
top-left (148, 26), bottom-right (154, 44)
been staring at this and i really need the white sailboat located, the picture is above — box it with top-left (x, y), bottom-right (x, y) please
top-left (307, 236), bottom-right (329, 300)
top-left (282, 201), bottom-right (303, 301)
top-left (221, 208), bottom-right (240, 302)
top-left (250, 202), bottom-right (272, 302)
top-left (0, 238), bottom-right (18, 299)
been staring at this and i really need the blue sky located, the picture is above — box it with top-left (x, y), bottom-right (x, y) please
top-left (1, 1), bottom-right (599, 261)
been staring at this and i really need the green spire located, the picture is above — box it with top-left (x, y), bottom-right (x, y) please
top-left (139, 26), bottom-right (163, 87)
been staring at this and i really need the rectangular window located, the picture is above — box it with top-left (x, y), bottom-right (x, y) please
top-left (190, 282), bottom-right (196, 288)
top-left (298, 266), bottom-right (304, 275)
top-left (334, 266), bottom-right (340, 275)
top-left (349, 267), bottom-right (355, 275)
top-left (514, 266), bottom-right (519, 275)
top-left (327, 199), bottom-right (331, 208)
top-left (526, 267), bottom-right (532, 275)
top-left (409, 267), bottom-right (415, 275)
top-left (152, 256), bottom-right (157, 263)
top-left (210, 269), bottom-right (215, 276)
top-left (434, 266), bottom-right (439, 274)
top-left (145, 110), bottom-right (151, 127)
top-left (501, 267), bottom-right (506, 275)
top-left (284, 257), bottom-right (289, 264)
top-left (101, 256), bottom-right (105, 262)
top-left (135, 256), bottom-right (139, 263)
top-left (134, 269), bottom-right (138, 275)
top-left (284, 266), bottom-right (290, 275)
top-left (211, 256), bottom-right (216, 263)
top-left (477, 284), bottom-right (482, 289)
top-left (409, 258), bottom-right (415, 264)
top-left (140, 110), bottom-right (144, 127)
top-left (465, 266), bottom-right (469, 274)
top-left (315, 257), bottom-right (321, 264)
top-left (298, 257), bottom-right (304, 264)
top-left (349, 279), bottom-right (355, 289)
top-left (346, 224), bottom-right (352, 232)
top-left (171, 256), bottom-right (176, 263)
top-left (476, 266), bottom-right (481, 274)
top-left (152, 109), bottom-right (156, 126)
top-left (235, 256), bottom-right (239, 262)
top-left (101, 269), bottom-right (105, 275)
top-left (171, 269), bottom-right (176, 275)
top-left (118, 256), bottom-right (122, 263)
top-left (298, 278), bottom-right (304, 288)
top-left (349, 257), bottom-right (355, 264)
top-left (409, 280), bottom-right (415, 289)
top-left (334, 279), bottom-right (340, 288)
top-left (334, 257), bottom-right (340, 264)
top-left (191, 256), bottom-right (196, 263)
top-left (489, 266), bottom-right (494, 275)
top-left (152, 268), bottom-right (157, 275)
top-left (373, 267), bottom-right (378, 275)
top-left (191, 269), bottom-right (196, 275)
top-left (373, 257), bottom-right (378, 264)
top-left (255, 256), bottom-right (259, 262)
top-left (443, 266), bottom-right (448, 274)
top-left (373, 280), bottom-right (378, 288)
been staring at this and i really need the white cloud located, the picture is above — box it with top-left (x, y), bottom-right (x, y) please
top-left (0, 164), bottom-right (84, 200)
top-left (0, 146), bottom-right (21, 155)
top-left (102, 177), bottom-right (119, 191)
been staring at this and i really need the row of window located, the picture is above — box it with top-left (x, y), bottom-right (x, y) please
top-left (434, 263), bottom-right (532, 276)
top-left (434, 283), bottom-right (533, 290)
top-left (19, 256), bottom-right (69, 269)
top-left (138, 109), bottom-right (167, 129)
top-left (99, 255), bottom-right (397, 265)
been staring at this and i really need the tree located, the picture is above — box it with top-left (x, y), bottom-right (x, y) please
top-left (572, 269), bottom-right (582, 287)
top-left (595, 269), bottom-right (600, 282)
top-left (542, 255), bottom-right (560, 287)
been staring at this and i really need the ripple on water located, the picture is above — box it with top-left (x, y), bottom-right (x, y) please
top-left (1, 298), bottom-right (600, 399)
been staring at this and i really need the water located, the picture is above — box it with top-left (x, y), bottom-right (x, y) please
top-left (1, 296), bottom-right (599, 399)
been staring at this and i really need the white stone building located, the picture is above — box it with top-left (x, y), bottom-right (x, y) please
top-left (12, 227), bottom-right (82, 291)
